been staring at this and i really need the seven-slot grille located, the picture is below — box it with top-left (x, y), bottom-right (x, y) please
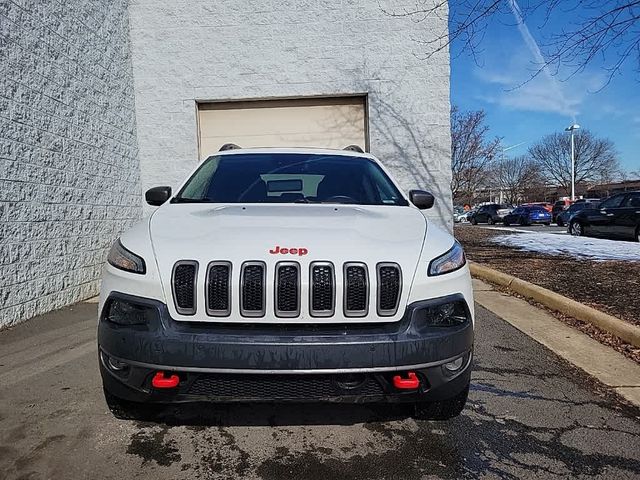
top-left (171, 261), bottom-right (403, 319)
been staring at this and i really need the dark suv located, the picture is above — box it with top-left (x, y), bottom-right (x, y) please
top-left (569, 192), bottom-right (640, 241)
top-left (556, 200), bottom-right (600, 227)
top-left (469, 204), bottom-right (512, 225)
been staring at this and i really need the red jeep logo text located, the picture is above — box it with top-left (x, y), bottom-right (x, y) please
top-left (269, 246), bottom-right (308, 256)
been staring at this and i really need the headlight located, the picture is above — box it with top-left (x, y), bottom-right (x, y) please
top-left (428, 241), bottom-right (466, 276)
top-left (107, 239), bottom-right (146, 274)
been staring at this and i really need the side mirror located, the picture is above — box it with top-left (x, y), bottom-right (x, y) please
top-left (409, 190), bottom-right (435, 210)
top-left (145, 186), bottom-right (172, 206)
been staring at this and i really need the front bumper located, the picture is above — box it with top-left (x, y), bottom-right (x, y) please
top-left (98, 292), bottom-right (473, 403)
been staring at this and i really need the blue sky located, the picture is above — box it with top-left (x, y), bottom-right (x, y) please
top-left (449, 3), bottom-right (640, 173)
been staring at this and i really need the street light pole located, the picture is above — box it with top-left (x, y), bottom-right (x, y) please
top-left (565, 124), bottom-right (580, 201)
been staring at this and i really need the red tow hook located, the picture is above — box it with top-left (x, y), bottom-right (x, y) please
top-left (393, 372), bottom-right (420, 390)
top-left (152, 371), bottom-right (180, 389)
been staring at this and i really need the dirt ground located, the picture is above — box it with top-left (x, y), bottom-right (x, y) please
top-left (455, 225), bottom-right (640, 363)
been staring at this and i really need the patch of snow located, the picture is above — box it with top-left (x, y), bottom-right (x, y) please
top-left (491, 233), bottom-right (640, 261)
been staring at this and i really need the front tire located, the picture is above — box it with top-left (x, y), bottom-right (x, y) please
top-left (570, 220), bottom-right (585, 237)
top-left (414, 385), bottom-right (469, 421)
top-left (556, 217), bottom-right (564, 227)
top-left (470, 217), bottom-right (478, 225)
top-left (487, 217), bottom-right (495, 225)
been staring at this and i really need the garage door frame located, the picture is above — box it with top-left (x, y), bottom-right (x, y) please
top-left (195, 94), bottom-right (370, 159)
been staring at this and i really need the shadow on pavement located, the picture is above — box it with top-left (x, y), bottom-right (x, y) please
top-left (128, 401), bottom-right (417, 427)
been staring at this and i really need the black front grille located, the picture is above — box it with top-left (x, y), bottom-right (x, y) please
top-left (311, 264), bottom-right (334, 315)
top-left (241, 263), bottom-right (265, 316)
top-left (187, 373), bottom-right (384, 399)
top-left (206, 263), bottom-right (231, 316)
top-left (275, 263), bottom-right (299, 316)
top-left (378, 264), bottom-right (401, 315)
top-left (173, 262), bottom-right (197, 315)
top-left (344, 264), bottom-right (368, 316)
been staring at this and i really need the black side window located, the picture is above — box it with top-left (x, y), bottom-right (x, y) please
top-left (623, 193), bottom-right (640, 208)
top-left (600, 195), bottom-right (625, 209)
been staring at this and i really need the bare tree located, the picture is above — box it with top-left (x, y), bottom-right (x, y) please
top-left (494, 155), bottom-right (539, 204)
top-left (528, 129), bottom-right (619, 195)
top-left (450, 106), bottom-right (500, 203)
top-left (384, 1), bottom-right (640, 84)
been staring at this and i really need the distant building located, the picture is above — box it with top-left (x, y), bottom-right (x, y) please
top-left (586, 179), bottom-right (640, 198)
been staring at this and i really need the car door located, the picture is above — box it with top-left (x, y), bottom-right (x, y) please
top-left (476, 206), bottom-right (487, 223)
top-left (586, 194), bottom-right (626, 236)
top-left (487, 205), bottom-right (499, 222)
top-left (509, 207), bottom-right (523, 223)
top-left (616, 193), bottom-right (640, 238)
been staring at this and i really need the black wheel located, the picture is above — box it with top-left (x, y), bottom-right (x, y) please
top-left (103, 388), bottom-right (153, 420)
top-left (556, 218), bottom-right (564, 227)
top-left (414, 385), bottom-right (469, 421)
top-left (519, 216), bottom-right (529, 226)
top-left (635, 226), bottom-right (640, 243)
top-left (570, 221), bottom-right (585, 237)
top-left (503, 220), bottom-right (510, 226)
top-left (543, 222), bottom-right (551, 226)
top-left (487, 217), bottom-right (495, 225)
top-left (470, 217), bottom-right (478, 225)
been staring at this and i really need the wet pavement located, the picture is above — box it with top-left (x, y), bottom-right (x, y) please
top-left (0, 302), bottom-right (639, 479)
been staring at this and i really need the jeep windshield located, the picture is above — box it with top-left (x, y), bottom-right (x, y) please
top-left (172, 153), bottom-right (409, 206)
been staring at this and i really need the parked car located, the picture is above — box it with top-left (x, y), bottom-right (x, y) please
top-left (98, 146), bottom-right (474, 420)
top-left (469, 204), bottom-right (512, 225)
top-left (552, 199), bottom-right (572, 223)
top-left (456, 207), bottom-right (476, 223)
top-left (569, 191), bottom-right (640, 241)
top-left (453, 206), bottom-right (466, 223)
top-left (503, 205), bottom-right (552, 226)
top-left (524, 202), bottom-right (553, 213)
top-left (556, 200), bottom-right (600, 227)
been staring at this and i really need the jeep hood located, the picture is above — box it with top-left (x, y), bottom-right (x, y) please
top-left (149, 203), bottom-right (428, 322)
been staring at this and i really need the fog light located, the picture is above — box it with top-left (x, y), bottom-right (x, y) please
top-left (108, 357), bottom-right (128, 371)
top-left (423, 301), bottom-right (468, 327)
top-left (103, 297), bottom-right (157, 326)
top-left (443, 356), bottom-right (464, 373)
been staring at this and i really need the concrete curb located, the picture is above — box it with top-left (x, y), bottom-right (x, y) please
top-left (469, 262), bottom-right (640, 348)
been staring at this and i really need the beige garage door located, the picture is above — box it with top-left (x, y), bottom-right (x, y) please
top-left (197, 97), bottom-right (367, 159)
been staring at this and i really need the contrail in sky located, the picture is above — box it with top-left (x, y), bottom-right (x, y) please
top-left (506, 0), bottom-right (576, 121)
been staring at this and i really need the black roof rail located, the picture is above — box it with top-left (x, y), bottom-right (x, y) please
top-left (219, 143), bottom-right (242, 151)
top-left (343, 145), bottom-right (364, 153)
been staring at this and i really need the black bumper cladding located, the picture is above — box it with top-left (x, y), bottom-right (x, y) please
top-left (98, 292), bottom-right (473, 404)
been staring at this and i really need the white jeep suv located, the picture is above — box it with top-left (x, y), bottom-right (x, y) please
top-left (98, 146), bottom-right (473, 419)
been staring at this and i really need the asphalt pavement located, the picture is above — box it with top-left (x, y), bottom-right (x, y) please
top-left (1, 301), bottom-right (639, 479)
